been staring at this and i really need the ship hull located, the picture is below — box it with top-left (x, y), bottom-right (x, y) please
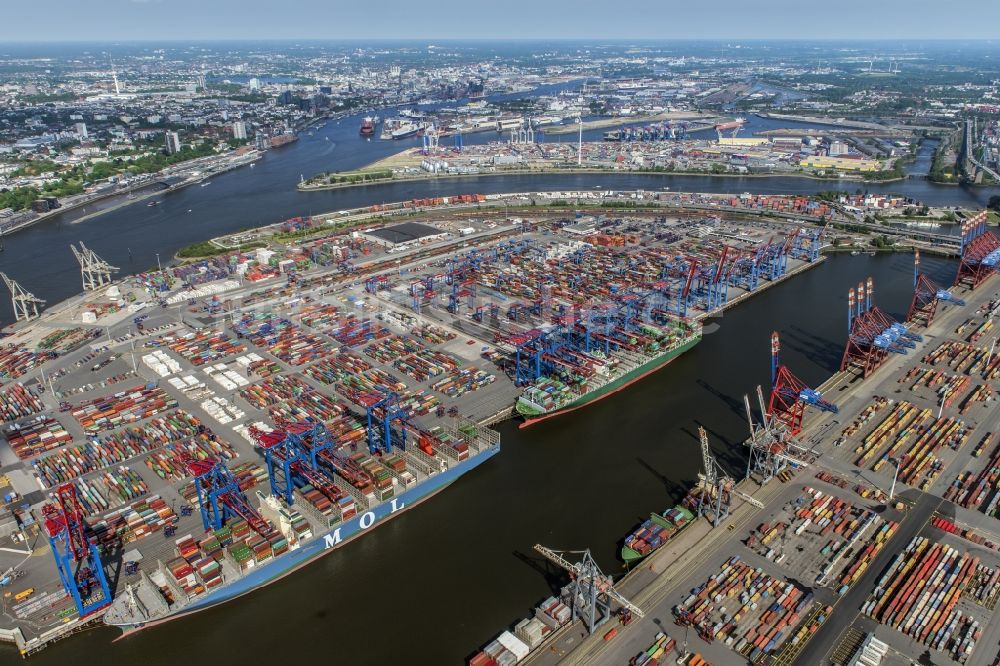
top-left (517, 334), bottom-right (700, 428)
top-left (621, 507), bottom-right (694, 565)
top-left (108, 444), bottom-right (499, 634)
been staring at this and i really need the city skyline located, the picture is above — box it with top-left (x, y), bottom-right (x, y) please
top-left (4, 0), bottom-right (1000, 41)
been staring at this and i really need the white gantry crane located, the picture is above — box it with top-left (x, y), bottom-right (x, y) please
top-left (744, 385), bottom-right (811, 484)
top-left (533, 545), bottom-right (643, 634)
top-left (0, 272), bottom-right (45, 321)
top-left (696, 426), bottom-right (763, 526)
top-left (71, 242), bottom-right (118, 291)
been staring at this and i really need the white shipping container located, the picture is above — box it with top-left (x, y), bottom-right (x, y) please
top-left (497, 631), bottom-right (529, 660)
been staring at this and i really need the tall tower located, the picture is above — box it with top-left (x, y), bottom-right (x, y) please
top-left (111, 60), bottom-right (121, 95)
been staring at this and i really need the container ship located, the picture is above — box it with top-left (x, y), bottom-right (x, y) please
top-left (515, 319), bottom-right (701, 426)
top-left (621, 505), bottom-right (694, 565)
top-left (391, 123), bottom-right (422, 140)
top-left (359, 117), bottom-right (376, 137)
top-left (103, 430), bottom-right (499, 634)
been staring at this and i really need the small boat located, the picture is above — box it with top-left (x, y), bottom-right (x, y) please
top-left (201, 182), bottom-right (211, 187)
top-left (147, 201), bottom-right (160, 207)
top-left (187, 209), bottom-right (192, 213)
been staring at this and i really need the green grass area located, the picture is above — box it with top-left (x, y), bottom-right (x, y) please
top-left (307, 169), bottom-right (394, 186)
top-left (0, 187), bottom-right (41, 212)
top-left (175, 239), bottom-right (266, 259)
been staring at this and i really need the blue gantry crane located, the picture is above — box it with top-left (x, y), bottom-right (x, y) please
top-left (184, 456), bottom-right (274, 538)
top-left (42, 484), bottom-right (113, 617)
top-left (251, 420), bottom-right (348, 508)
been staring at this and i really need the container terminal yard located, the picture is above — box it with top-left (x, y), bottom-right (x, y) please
top-left (0, 188), bottom-right (994, 661)
top-left (467, 212), bottom-right (1000, 666)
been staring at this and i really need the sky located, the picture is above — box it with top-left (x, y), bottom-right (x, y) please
top-left (4, 0), bottom-right (1000, 41)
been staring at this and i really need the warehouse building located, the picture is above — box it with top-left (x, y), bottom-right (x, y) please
top-left (362, 222), bottom-right (450, 249)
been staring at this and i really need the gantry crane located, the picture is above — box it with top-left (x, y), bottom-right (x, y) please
top-left (250, 421), bottom-right (348, 508)
top-left (70, 242), bottom-right (118, 291)
top-left (42, 484), bottom-right (113, 617)
top-left (908, 249), bottom-right (965, 326)
top-left (954, 211), bottom-right (1000, 290)
top-left (768, 331), bottom-right (838, 436)
top-left (183, 455), bottom-right (273, 538)
top-left (695, 427), bottom-right (763, 526)
top-left (840, 278), bottom-right (922, 378)
top-left (744, 386), bottom-right (811, 484)
top-left (0, 272), bottom-right (45, 321)
top-left (533, 545), bottom-right (643, 635)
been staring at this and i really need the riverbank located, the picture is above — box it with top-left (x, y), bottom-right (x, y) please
top-left (541, 111), bottom-right (717, 135)
top-left (298, 165), bottom-right (882, 193)
top-left (1, 150), bottom-right (263, 239)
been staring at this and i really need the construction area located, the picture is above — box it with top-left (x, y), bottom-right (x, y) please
top-left (484, 212), bottom-right (1000, 666)
top-left (0, 191), bottom-right (843, 656)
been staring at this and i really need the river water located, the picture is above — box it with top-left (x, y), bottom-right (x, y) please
top-left (0, 104), bottom-right (995, 325)
top-left (0, 94), bottom-right (986, 664)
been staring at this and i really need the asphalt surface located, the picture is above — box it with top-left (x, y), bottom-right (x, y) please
top-left (792, 489), bottom-right (942, 665)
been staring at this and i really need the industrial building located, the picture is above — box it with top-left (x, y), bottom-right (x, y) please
top-left (361, 221), bottom-right (450, 249)
top-left (799, 155), bottom-right (881, 172)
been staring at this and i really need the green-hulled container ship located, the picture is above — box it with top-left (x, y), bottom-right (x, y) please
top-left (621, 505), bottom-right (694, 565)
top-left (516, 319), bottom-right (701, 427)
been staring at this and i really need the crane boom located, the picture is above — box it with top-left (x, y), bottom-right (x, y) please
top-left (533, 544), bottom-right (645, 618)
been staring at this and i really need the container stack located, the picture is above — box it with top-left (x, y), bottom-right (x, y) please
top-left (629, 632), bottom-right (678, 666)
top-left (0, 383), bottom-right (45, 423)
top-left (837, 521), bottom-right (898, 594)
top-left (471, 593), bottom-right (572, 664)
top-left (32, 410), bottom-right (207, 486)
top-left (205, 363), bottom-right (251, 391)
top-left (0, 345), bottom-right (49, 380)
top-left (431, 367), bottom-right (496, 398)
top-left (944, 440), bottom-right (1000, 515)
top-left (144, 436), bottom-right (238, 481)
top-left (359, 456), bottom-right (395, 502)
top-left (240, 375), bottom-right (344, 423)
top-left (89, 494), bottom-right (177, 546)
top-left (235, 314), bottom-right (331, 366)
top-left (870, 415), bottom-right (971, 489)
top-left (165, 329), bottom-right (246, 366)
top-left (196, 394), bottom-right (242, 425)
top-left (625, 518), bottom-right (672, 557)
top-left (66, 466), bottom-right (149, 516)
top-left (36, 327), bottom-right (99, 354)
top-left (409, 323), bottom-right (456, 344)
top-left (142, 350), bottom-right (182, 377)
top-left (3, 416), bottom-right (71, 460)
top-left (70, 385), bottom-right (178, 433)
top-left (863, 536), bottom-right (988, 660)
top-left (677, 556), bottom-right (812, 662)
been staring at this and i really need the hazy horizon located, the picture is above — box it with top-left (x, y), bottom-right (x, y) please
top-left (4, 0), bottom-right (1000, 42)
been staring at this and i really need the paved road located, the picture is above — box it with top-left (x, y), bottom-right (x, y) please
top-left (792, 490), bottom-right (942, 665)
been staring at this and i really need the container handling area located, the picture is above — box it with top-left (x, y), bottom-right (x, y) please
top-left (474, 214), bottom-right (1000, 666)
top-left (0, 190), bottom-right (839, 656)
